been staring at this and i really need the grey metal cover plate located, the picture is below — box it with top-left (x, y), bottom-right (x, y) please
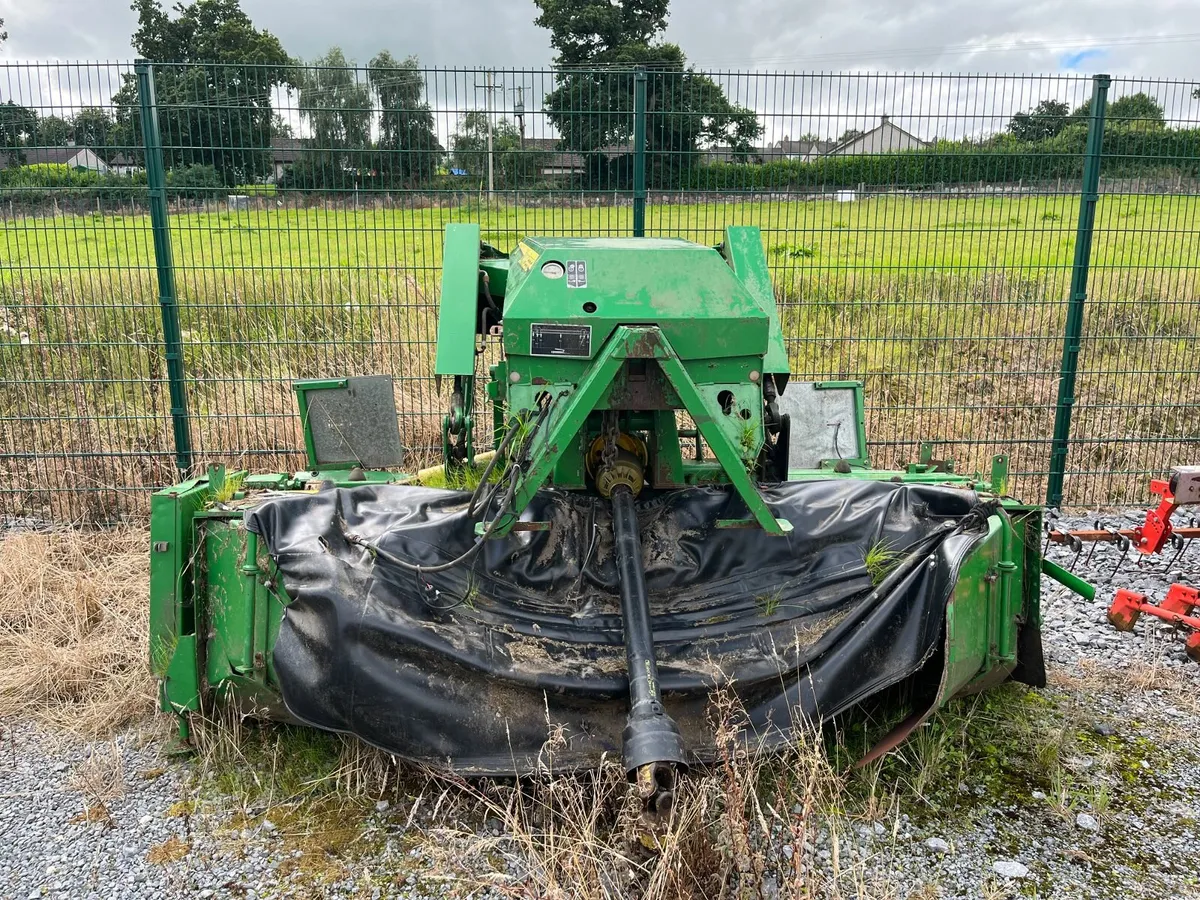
top-left (304, 375), bottom-right (404, 468)
top-left (777, 382), bottom-right (863, 469)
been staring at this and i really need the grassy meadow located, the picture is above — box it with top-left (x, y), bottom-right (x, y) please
top-left (2, 192), bottom-right (1198, 521)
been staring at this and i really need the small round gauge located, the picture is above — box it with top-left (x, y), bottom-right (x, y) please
top-left (541, 260), bottom-right (565, 279)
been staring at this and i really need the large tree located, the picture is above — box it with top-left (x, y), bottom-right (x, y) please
top-left (533, 0), bottom-right (761, 188)
top-left (0, 101), bottom-right (38, 161)
top-left (36, 115), bottom-right (72, 147)
top-left (113, 0), bottom-right (293, 183)
top-left (1071, 92), bottom-right (1165, 129)
top-left (1007, 99), bottom-right (1070, 143)
top-left (71, 107), bottom-right (117, 154)
top-left (367, 51), bottom-right (443, 183)
top-left (296, 47), bottom-right (372, 186)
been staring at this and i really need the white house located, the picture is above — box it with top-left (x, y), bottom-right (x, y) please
top-left (108, 153), bottom-right (143, 176)
top-left (826, 115), bottom-right (929, 155)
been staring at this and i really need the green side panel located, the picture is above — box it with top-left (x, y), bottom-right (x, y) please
top-left (942, 511), bottom-right (1028, 699)
top-left (720, 226), bottom-right (790, 376)
top-left (203, 519), bottom-right (254, 684)
top-left (149, 477), bottom-right (210, 712)
top-left (162, 635), bottom-right (201, 712)
top-left (480, 257), bottom-right (510, 298)
top-left (435, 223), bottom-right (482, 377)
top-left (943, 517), bottom-right (1003, 694)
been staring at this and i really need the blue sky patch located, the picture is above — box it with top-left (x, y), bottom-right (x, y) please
top-left (1060, 48), bottom-right (1108, 70)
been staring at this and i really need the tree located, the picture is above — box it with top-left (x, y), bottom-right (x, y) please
top-left (0, 18), bottom-right (7, 47)
top-left (36, 115), bottom-right (72, 146)
top-left (1007, 99), bottom-right (1070, 142)
top-left (1071, 92), bottom-right (1165, 129)
top-left (71, 108), bottom-right (117, 154)
top-left (1108, 92), bottom-right (1165, 128)
top-left (450, 111), bottom-right (546, 187)
top-left (835, 127), bottom-right (865, 145)
top-left (0, 101), bottom-right (38, 160)
top-left (367, 51), bottom-right (443, 183)
top-left (113, 0), bottom-right (294, 184)
top-left (298, 47), bottom-right (372, 183)
top-left (535, 0), bottom-right (669, 68)
top-left (533, 0), bottom-right (760, 188)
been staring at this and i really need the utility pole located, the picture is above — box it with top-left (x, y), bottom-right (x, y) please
top-left (474, 70), bottom-right (503, 195)
top-left (512, 85), bottom-right (525, 150)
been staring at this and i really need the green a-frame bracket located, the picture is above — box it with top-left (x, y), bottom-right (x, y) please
top-left (490, 325), bottom-right (792, 538)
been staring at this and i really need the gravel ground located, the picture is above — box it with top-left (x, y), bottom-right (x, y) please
top-left (3, 509), bottom-right (1199, 900)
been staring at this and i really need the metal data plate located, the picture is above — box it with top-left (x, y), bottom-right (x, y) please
top-left (303, 375), bottom-right (404, 469)
top-left (530, 323), bottom-right (592, 357)
top-left (777, 382), bottom-right (863, 469)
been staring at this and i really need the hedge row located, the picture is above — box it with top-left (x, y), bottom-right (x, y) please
top-left (683, 126), bottom-right (1200, 191)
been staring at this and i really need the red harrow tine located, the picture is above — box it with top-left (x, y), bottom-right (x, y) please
top-left (1046, 468), bottom-right (1200, 574)
top-left (1108, 585), bottom-right (1200, 663)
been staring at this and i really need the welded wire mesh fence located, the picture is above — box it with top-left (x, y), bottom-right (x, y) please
top-left (1, 62), bottom-right (1197, 523)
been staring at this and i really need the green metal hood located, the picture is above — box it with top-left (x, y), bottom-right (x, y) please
top-left (501, 234), bottom-right (776, 362)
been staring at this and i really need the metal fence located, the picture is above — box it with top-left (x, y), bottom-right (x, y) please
top-left (2, 62), bottom-right (1198, 523)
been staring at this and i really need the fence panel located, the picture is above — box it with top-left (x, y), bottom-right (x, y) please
top-left (1066, 76), bottom-right (1200, 507)
top-left (0, 62), bottom-right (177, 523)
top-left (642, 71), bottom-right (1102, 502)
top-left (149, 63), bottom-right (643, 485)
top-left (2, 63), bottom-right (1198, 523)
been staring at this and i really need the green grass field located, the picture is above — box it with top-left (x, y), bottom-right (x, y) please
top-left (2, 193), bottom-right (1198, 521)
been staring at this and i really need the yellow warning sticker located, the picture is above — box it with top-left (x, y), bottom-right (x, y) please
top-left (517, 241), bottom-right (540, 272)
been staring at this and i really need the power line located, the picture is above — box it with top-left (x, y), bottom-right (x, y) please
top-left (686, 31), bottom-right (1200, 68)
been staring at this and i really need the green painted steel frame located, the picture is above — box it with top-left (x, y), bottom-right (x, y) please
top-left (293, 377), bottom-right (348, 469)
top-left (508, 324), bottom-right (791, 535)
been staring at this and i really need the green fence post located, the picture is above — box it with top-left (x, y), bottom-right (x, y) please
top-left (1046, 73), bottom-right (1109, 509)
top-left (632, 67), bottom-right (647, 237)
top-left (136, 59), bottom-right (193, 476)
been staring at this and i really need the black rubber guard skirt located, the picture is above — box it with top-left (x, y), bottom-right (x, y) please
top-left (245, 479), bottom-right (985, 773)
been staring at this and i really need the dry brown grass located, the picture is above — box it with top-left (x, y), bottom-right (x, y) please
top-left (417, 695), bottom-right (849, 899)
top-left (146, 835), bottom-right (191, 864)
top-left (0, 527), bottom-right (154, 733)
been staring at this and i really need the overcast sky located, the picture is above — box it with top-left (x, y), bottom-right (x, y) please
top-left (3, 0), bottom-right (1200, 78)
top-left (3, 0), bottom-right (1199, 146)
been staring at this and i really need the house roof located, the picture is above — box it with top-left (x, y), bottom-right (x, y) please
top-left (825, 116), bottom-right (929, 155)
top-left (705, 146), bottom-right (766, 164)
top-left (511, 137), bottom-right (585, 171)
top-left (762, 138), bottom-right (835, 158)
top-left (271, 136), bottom-right (305, 163)
top-left (2, 146), bottom-right (101, 167)
top-left (109, 153), bottom-right (138, 166)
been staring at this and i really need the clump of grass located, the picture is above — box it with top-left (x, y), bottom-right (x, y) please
top-left (146, 836), bottom-right (191, 864)
top-left (864, 539), bottom-right (900, 585)
top-left (68, 741), bottom-right (127, 819)
top-left (0, 527), bottom-right (154, 734)
top-left (210, 471), bottom-right (246, 504)
top-left (756, 589), bottom-right (783, 617)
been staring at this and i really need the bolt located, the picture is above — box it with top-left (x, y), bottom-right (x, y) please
top-left (509, 371), bottom-right (521, 383)
top-left (748, 370), bottom-right (760, 382)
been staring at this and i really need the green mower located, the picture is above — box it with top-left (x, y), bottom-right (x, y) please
top-left (150, 225), bottom-right (1069, 812)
